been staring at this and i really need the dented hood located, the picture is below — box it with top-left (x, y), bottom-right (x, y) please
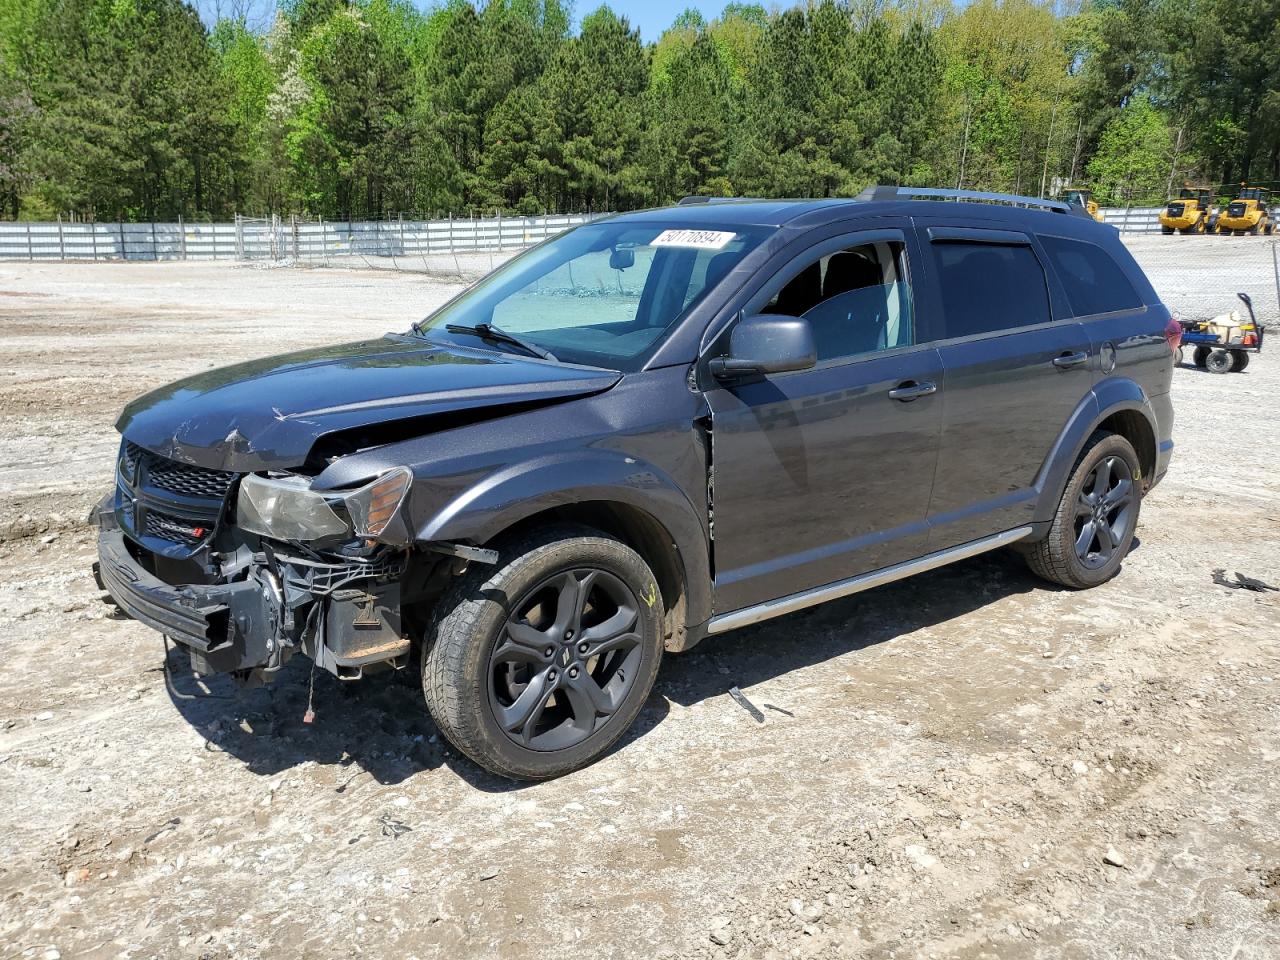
top-left (117, 335), bottom-right (621, 472)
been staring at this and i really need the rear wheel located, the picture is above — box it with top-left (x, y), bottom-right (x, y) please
top-left (422, 525), bottom-right (664, 781)
top-left (1206, 349), bottom-right (1235, 374)
top-left (1025, 432), bottom-right (1141, 590)
top-left (1193, 345), bottom-right (1211, 368)
top-left (1231, 350), bottom-right (1250, 372)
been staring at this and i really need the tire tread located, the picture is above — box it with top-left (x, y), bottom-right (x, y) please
top-left (421, 524), bottom-right (661, 780)
top-left (1025, 431), bottom-right (1139, 590)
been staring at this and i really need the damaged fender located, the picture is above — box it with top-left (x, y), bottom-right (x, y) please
top-left (414, 449), bottom-right (713, 631)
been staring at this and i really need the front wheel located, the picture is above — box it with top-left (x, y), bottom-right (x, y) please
top-left (1193, 345), bottom-right (1211, 368)
top-left (422, 525), bottom-right (664, 780)
top-left (1024, 432), bottom-right (1141, 589)
top-left (1206, 349), bottom-right (1235, 374)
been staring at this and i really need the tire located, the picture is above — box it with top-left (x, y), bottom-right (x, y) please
top-left (1249, 222), bottom-right (1261, 236)
top-left (421, 525), bottom-right (664, 781)
top-left (1206, 349), bottom-right (1235, 374)
top-left (1174, 345), bottom-right (1184, 366)
top-left (1162, 226), bottom-right (1175, 235)
top-left (1193, 345), bottom-right (1211, 368)
top-left (1231, 350), bottom-right (1250, 372)
top-left (1024, 432), bottom-right (1141, 590)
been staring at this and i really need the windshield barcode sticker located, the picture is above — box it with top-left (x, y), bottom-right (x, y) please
top-left (651, 229), bottom-right (736, 249)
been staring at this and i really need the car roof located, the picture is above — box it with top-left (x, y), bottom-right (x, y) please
top-left (608, 196), bottom-right (1105, 234)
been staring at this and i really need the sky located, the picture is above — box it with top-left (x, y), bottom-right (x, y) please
top-left (606, 1), bottom-right (733, 42)
top-left (197, 1), bottom-right (737, 41)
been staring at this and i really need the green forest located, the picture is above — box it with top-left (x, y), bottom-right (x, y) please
top-left (0, 0), bottom-right (1277, 222)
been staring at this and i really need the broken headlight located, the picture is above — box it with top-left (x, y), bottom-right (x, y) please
top-left (344, 467), bottom-right (412, 539)
top-left (235, 467), bottom-right (412, 543)
top-left (236, 474), bottom-right (350, 542)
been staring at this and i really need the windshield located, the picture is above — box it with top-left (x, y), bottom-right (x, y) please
top-left (1065, 190), bottom-right (1090, 205)
top-left (416, 221), bottom-right (768, 371)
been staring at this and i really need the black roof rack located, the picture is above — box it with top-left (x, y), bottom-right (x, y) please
top-left (676, 195), bottom-right (763, 205)
top-left (856, 185), bottom-right (1086, 217)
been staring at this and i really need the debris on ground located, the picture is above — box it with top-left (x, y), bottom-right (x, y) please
top-left (1212, 569), bottom-right (1278, 592)
top-left (727, 686), bottom-right (765, 723)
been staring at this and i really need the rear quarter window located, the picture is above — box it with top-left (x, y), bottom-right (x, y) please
top-left (1039, 235), bottom-right (1144, 317)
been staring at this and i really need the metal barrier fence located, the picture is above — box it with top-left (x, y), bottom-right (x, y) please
top-left (0, 208), bottom-right (1254, 260)
top-left (1122, 234), bottom-right (1280, 324)
top-left (1101, 207), bottom-right (1164, 233)
top-left (0, 213), bottom-right (610, 262)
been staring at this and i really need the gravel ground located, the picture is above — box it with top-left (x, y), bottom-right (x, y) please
top-left (1, 237), bottom-right (1278, 960)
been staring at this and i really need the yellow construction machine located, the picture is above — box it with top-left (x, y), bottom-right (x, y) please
top-left (1063, 187), bottom-right (1105, 222)
top-left (1159, 185), bottom-right (1216, 234)
top-left (1216, 185), bottom-right (1274, 235)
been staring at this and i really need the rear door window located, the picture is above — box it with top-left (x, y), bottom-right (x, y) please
top-left (931, 241), bottom-right (1051, 338)
top-left (1039, 235), bottom-right (1144, 317)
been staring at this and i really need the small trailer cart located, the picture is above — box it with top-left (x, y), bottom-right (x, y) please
top-left (1178, 292), bottom-right (1265, 373)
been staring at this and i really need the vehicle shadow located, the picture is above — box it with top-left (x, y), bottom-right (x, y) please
top-left (164, 637), bottom-right (673, 793)
top-left (164, 547), bottom-right (1047, 791)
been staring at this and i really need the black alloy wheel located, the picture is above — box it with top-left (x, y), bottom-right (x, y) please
top-left (1071, 454), bottom-right (1136, 571)
top-left (422, 526), bottom-right (664, 780)
top-left (1023, 431), bottom-right (1142, 589)
top-left (489, 568), bottom-right (643, 751)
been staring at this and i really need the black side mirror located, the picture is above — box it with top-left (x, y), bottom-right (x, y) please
top-left (609, 246), bottom-right (635, 270)
top-left (1237, 291), bottom-right (1256, 323)
top-left (709, 314), bottom-right (817, 380)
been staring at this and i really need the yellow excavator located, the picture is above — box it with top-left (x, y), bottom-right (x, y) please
top-left (1159, 185), bottom-right (1216, 234)
top-left (1216, 185), bottom-right (1274, 235)
top-left (1063, 187), bottom-right (1105, 222)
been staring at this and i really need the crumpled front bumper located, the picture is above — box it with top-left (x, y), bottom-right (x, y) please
top-left (94, 523), bottom-right (281, 674)
top-left (93, 498), bottom-right (411, 680)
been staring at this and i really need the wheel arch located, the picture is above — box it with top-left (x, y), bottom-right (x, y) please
top-left (1032, 379), bottom-right (1159, 528)
top-left (414, 451), bottom-right (711, 649)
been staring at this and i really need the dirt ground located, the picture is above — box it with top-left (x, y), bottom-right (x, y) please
top-left (1, 237), bottom-right (1278, 960)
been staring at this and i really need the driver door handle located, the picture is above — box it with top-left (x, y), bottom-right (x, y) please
top-left (887, 380), bottom-right (937, 401)
top-left (1052, 351), bottom-right (1090, 369)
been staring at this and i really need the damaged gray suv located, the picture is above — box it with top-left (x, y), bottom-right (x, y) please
top-left (95, 187), bottom-right (1177, 779)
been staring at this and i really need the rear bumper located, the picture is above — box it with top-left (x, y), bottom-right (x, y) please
top-left (1150, 391), bottom-right (1174, 489)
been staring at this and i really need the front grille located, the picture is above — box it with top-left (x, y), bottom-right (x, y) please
top-left (121, 442), bottom-right (141, 478)
top-left (119, 440), bottom-right (238, 552)
top-left (1228, 203), bottom-right (1246, 217)
top-left (143, 510), bottom-right (210, 547)
top-left (126, 442), bottom-right (237, 500)
top-left (1167, 203), bottom-right (1184, 217)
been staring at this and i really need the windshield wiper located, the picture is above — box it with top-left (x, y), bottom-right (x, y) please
top-left (443, 322), bottom-right (559, 362)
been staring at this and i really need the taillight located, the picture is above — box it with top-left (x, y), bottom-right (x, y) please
top-left (1164, 318), bottom-right (1183, 354)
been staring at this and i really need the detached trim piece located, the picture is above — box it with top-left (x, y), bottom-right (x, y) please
top-left (707, 526), bottom-right (1033, 634)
